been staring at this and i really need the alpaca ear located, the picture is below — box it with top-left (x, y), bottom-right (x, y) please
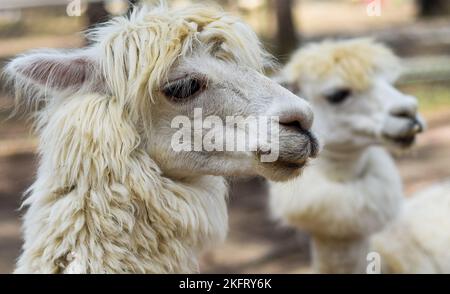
top-left (5, 49), bottom-right (100, 93)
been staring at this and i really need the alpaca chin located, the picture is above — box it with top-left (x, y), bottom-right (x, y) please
top-left (260, 163), bottom-right (304, 182)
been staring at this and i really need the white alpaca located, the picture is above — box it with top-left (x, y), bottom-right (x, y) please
top-left (372, 180), bottom-right (450, 273)
top-left (269, 39), bottom-right (436, 274)
top-left (5, 4), bottom-right (318, 273)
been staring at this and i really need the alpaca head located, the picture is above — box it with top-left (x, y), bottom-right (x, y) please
top-left (278, 38), bottom-right (424, 154)
top-left (5, 4), bottom-right (318, 182)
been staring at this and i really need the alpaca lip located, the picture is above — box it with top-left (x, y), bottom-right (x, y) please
top-left (276, 160), bottom-right (307, 170)
top-left (304, 130), bottom-right (320, 158)
top-left (383, 134), bottom-right (416, 148)
top-left (286, 161), bottom-right (306, 169)
top-left (383, 119), bottom-right (423, 148)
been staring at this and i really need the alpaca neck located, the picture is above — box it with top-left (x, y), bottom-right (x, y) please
top-left (271, 141), bottom-right (403, 273)
top-left (312, 235), bottom-right (370, 274)
top-left (16, 94), bottom-right (229, 273)
top-left (317, 147), bottom-right (370, 181)
top-left (306, 146), bottom-right (403, 273)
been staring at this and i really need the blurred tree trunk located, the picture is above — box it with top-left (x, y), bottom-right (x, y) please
top-left (87, 1), bottom-right (109, 28)
top-left (86, 1), bottom-right (109, 44)
top-left (274, 0), bottom-right (299, 62)
top-left (417, 0), bottom-right (450, 17)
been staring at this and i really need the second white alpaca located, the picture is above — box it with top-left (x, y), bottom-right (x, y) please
top-left (269, 39), bottom-right (435, 273)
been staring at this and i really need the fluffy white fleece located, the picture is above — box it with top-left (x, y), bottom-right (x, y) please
top-left (14, 94), bottom-right (228, 273)
top-left (271, 147), bottom-right (403, 273)
top-left (270, 38), bottom-right (449, 274)
top-left (372, 180), bottom-right (450, 274)
top-left (5, 3), bottom-right (272, 273)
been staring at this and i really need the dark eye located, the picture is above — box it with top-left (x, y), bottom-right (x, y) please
top-left (325, 88), bottom-right (352, 104)
top-left (162, 77), bottom-right (205, 102)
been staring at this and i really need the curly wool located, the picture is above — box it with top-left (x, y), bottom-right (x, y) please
top-left (279, 38), bottom-right (401, 91)
top-left (372, 180), bottom-right (450, 274)
top-left (7, 3), bottom-right (271, 273)
top-left (13, 94), bottom-right (228, 273)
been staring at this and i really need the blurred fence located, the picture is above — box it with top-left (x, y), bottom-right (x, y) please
top-left (401, 56), bottom-right (450, 84)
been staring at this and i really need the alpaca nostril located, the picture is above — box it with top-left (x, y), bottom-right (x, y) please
top-left (277, 108), bottom-right (314, 131)
top-left (390, 104), bottom-right (417, 120)
top-left (270, 93), bottom-right (314, 131)
top-left (279, 120), bottom-right (304, 133)
top-left (392, 111), bottom-right (415, 119)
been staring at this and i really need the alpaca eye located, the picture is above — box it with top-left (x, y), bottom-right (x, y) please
top-left (325, 89), bottom-right (352, 104)
top-left (162, 78), bottom-right (204, 102)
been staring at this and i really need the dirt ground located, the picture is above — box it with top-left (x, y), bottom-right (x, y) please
top-left (1, 100), bottom-right (449, 273)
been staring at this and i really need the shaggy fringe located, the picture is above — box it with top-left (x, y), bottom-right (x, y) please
top-left (86, 3), bottom-right (274, 125)
top-left (280, 38), bottom-right (401, 92)
top-left (6, 2), bottom-right (274, 131)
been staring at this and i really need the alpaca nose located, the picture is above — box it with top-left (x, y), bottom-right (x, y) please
top-left (277, 100), bottom-right (320, 158)
top-left (271, 96), bottom-right (314, 132)
top-left (278, 111), bottom-right (313, 133)
top-left (389, 95), bottom-right (424, 133)
top-left (268, 92), bottom-right (319, 159)
top-left (390, 95), bottom-right (418, 120)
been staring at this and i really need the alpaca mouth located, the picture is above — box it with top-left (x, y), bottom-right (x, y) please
top-left (383, 119), bottom-right (423, 148)
top-left (256, 128), bottom-right (319, 181)
top-left (278, 122), bottom-right (320, 159)
top-left (303, 129), bottom-right (320, 158)
top-left (257, 151), bottom-right (311, 181)
top-left (383, 134), bottom-right (416, 148)
top-left (258, 150), bottom-right (309, 174)
top-left (263, 159), bottom-right (308, 182)
top-left (276, 160), bottom-right (307, 170)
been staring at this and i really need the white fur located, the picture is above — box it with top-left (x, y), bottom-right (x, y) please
top-left (372, 180), bottom-right (450, 274)
top-left (271, 147), bottom-right (403, 273)
top-left (14, 94), bottom-right (228, 273)
top-left (6, 4), bottom-right (317, 273)
top-left (270, 39), bottom-right (429, 273)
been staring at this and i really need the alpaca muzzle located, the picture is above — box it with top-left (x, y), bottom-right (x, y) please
top-left (382, 114), bottom-right (425, 148)
top-left (276, 126), bottom-right (320, 164)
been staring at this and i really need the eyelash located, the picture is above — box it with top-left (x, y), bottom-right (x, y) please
top-left (325, 89), bottom-right (352, 104)
top-left (162, 77), bottom-right (206, 102)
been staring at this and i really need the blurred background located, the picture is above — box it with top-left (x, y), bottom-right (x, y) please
top-left (0, 0), bottom-right (449, 273)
